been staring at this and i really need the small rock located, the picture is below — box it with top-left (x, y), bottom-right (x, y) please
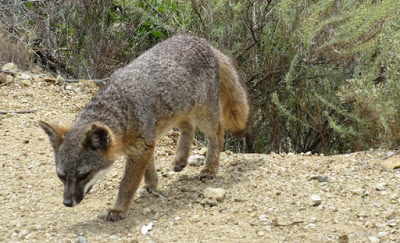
top-left (200, 198), bottom-right (218, 207)
top-left (305, 151), bottom-right (312, 156)
top-left (18, 229), bottom-right (29, 239)
top-left (368, 236), bottom-right (380, 243)
top-left (375, 183), bottom-right (387, 191)
top-left (377, 232), bottom-right (388, 238)
top-left (203, 187), bottom-right (226, 202)
top-left (190, 215), bottom-right (201, 222)
top-left (264, 226), bottom-right (272, 231)
top-left (6, 75), bottom-right (14, 83)
top-left (309, 175), bottom-right (328, 182)
top-left (386, 151), bottom-right (396, 157)
top-left (338, 234), bottom-right (349, 243)
top-left (21, 79), bottom-right (32, 87)
top-left (257, 231), bottom-right (265, 237)
top-left (18, 73), bottom-right (31, 80)
top-left (352, 188), bottom-right (365, 196)
top-left (109, 235), bottom-right (119, 240)
top-left (141, 222), bottom-right (153, 235)
top-left (258, 214), bottom-right (268, 222)
top-left (77, 236), bottom-right (87, 243)
top-left (2, 63), bottom-right (17, 72)
top-left (188, 155), bottom-right (205, 166)
top-left (142, 207), bottom-right (152, 215)
top-left (310, 195), bottom-right (322, 206)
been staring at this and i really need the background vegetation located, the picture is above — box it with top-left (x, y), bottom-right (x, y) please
top-left (1, 0), bottom-right (400, 154)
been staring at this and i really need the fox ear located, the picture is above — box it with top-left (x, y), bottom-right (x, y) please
top-left (83, 123), bottom-right (114, 151)
top-left (38, 120), bottom-right (70, 150)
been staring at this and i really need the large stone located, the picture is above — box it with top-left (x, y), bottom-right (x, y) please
top-left (17, 73), bottom-right (31, 80)
top-left (2, 63), bottom-right (17, 72)
top-left (310, 194), bottom-right (322, 206)
top-left (203, 187), bottom-right (226, 202)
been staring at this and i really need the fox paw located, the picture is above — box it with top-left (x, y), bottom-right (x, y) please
top-left (172, 159), bottom-right (187, 172)
top-left (199, 169), bottom-right (217, 180)
top-left (104, 208), bottom-right (127, 221)
top-left (142, 184), bottom-right (158, 194)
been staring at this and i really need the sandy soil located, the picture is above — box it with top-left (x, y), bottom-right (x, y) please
top-left (1, 70), bottom-right (400, 242)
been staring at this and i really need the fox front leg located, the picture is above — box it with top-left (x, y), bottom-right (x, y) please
top-left (105, 146), bottom-right (154, 221)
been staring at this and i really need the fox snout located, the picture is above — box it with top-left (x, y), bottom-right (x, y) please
top-left (62, 182), bottom-right (84, 207)
top-left (59, 168), bottom-right (111, 207)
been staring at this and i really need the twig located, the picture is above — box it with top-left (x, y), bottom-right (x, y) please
top-left (0, 110), bottom-right (35, 114)
top-left (143, 0), bottom-right (164, 19)
top-left (64, 78), bottom-right (109, 84)
top-left (271, 217), bottom-right (304, 227)
top-left (60, 84), bottom-right (67, 96)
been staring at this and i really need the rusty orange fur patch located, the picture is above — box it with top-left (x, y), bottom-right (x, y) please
top-left (102, 127), bottom-right (137, 159)
top-left (53, 124), bottom-right (71, 139)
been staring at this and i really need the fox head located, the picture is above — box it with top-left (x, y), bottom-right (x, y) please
top-left (39, 121), bottom-right (119, 207)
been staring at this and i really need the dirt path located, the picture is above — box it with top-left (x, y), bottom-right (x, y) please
top-left (1, 71), bottom-right (400, 242)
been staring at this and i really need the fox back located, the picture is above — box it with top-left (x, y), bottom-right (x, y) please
top-left (39, 34), bottom-right (251, 221)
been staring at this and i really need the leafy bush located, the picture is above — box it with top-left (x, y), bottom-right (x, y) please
top-left (1, 0), bottom-right (400, 154)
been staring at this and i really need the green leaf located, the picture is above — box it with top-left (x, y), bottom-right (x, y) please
top-left (26, 2), bottom-right (33, 8)
top-left (151, 30), bottom-right (164, 38)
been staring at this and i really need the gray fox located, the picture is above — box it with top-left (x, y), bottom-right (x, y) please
top-left (39, 34), bottom-right (251, 221)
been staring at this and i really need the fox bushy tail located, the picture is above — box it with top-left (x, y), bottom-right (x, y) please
top-left (211, 47), bottom-right (252, 136)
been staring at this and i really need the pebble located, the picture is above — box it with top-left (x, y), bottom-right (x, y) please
top-left (375, 183), bottom-right (387, 191)
top-left (310, 195), bottom-right (322, 206)
top-left (385, 151), bottom-right (395, 157)
top-left (77, 236), bottom-right (87, 243)
top-left (190, 215), bottom-right (201, 222)
top-left (21, 79), bottom-right (32, 87)
top-left (18, 229), bottom-right (29, 239)
top-left (109, 235), bottom-right (119, 240)
top-left (141, 222), bottom-right (154, 235)
top-left (142, 207), bottom-right (152, 215)
top-left (377, 232), bottom-right (387, 237)
top-left (368, 236), bottom-right (380, 243)
top-left (188, 155), bottom-right (205, 166)
top-left (18, 73), bottom-right (31, 80)
top-left (6, 75), bottom-right (13, 83)
top-left (309, 175), bottom-right (329, 182)
top-left (200, 198), bottom-right (218, 207)
top-left (352, 188), bottom-right (365, 195)
top-left (2, 63), bottom-right (18, 72)
top-left (257, 231), bottom-right (265, 237)
top-left (258, 214), bottom-right (268, 222)
top-left (203, 187), bottom-right (226, 202)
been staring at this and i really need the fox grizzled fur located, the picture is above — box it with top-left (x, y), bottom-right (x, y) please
top-left (39, 34), bottom-right (251, 221)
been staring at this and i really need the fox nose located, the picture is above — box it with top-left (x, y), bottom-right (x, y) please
top-left (63, 199), bottom-right (73, 207)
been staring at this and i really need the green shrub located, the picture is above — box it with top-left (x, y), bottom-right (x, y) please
top-left (2, 0), bottom-right (400, 154)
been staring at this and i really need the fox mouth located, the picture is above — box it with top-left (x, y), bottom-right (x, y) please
top-left (86, 185), bottom-right (94, 194)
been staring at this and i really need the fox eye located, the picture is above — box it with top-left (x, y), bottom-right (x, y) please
top-left (78, 172), bottom-right (91, 181)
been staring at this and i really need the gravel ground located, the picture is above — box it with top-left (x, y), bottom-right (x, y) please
top-left (1, 69), bottom-right (400, 242)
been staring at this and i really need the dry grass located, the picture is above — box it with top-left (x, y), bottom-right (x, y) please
top-left (0, 30), bottom-right (34, 71)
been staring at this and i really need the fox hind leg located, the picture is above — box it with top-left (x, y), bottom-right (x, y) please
top-left (172, 120), bottom-right (195, 172)
top-left (198, 121), bottom-right (225, 180)
top-left (144, 156), bottom-right (158, 192)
